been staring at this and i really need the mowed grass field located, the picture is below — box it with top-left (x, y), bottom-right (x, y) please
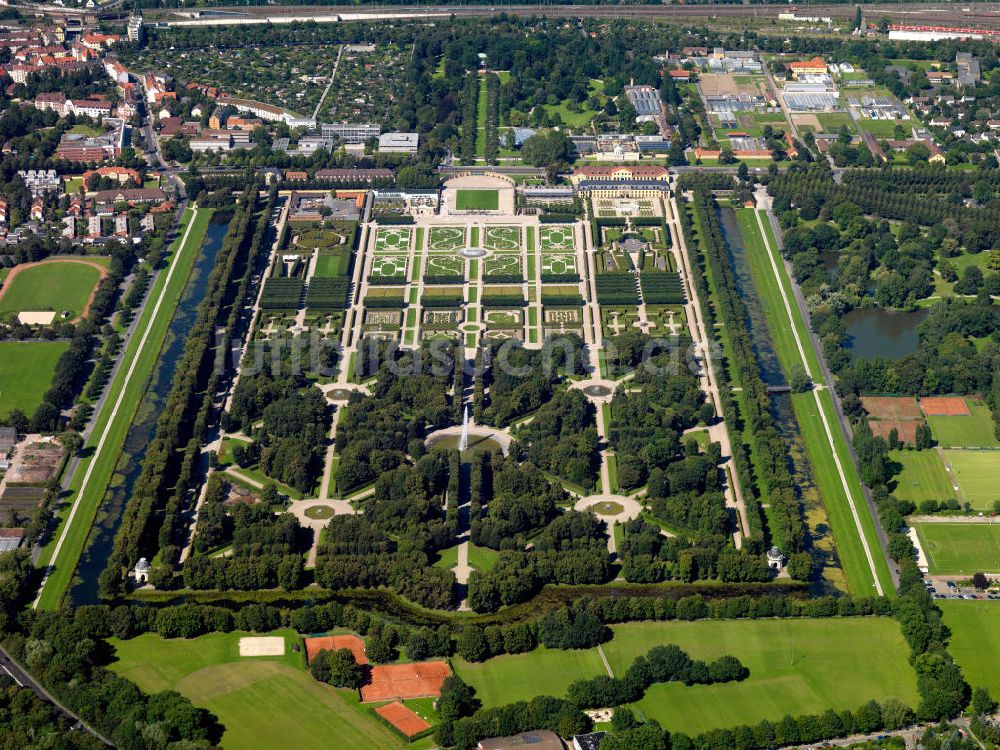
top-left (452, 618), bottom-right (917, 734)
top-left (944, 450), bottom-right (1000, 510)
top-left (0, 259), bottom-right (102, 319)
top-left (109, 630), bottom-right (413, 750)
top-left (915, 522), bottom-right (1000, 574)
top-left (456, 618), bottom-right (917, 736)
top-left (928, 401), bottom-right (998, 448)
top-left (939, 600), bottom-right (1000, 698)
top-left (889, 450), bottom-right (955, 505)
top-left (455, 189), bottom-right (499, 211)
top-left (607, 619), bottom-right (918, 734)
top-left (0, 340), bottom-right (69, 417)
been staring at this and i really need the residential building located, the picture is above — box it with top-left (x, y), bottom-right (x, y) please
top-left (314, 168), bottom-right (393, 183)
top-left (216, 97), bottom-right (315, 128)
top-left (209, 106), bottom-right (226, 130)
top-left (30, 196), bottom-right (43, 221)
top-left (0, 197), bottom-right (7, 225)
top-left (18, 169), bottom-right (60, 195)
top-left (127, 14), bottom-right (144, 44)
top-left (93, 187), bottom-right (167, 206)
top-left (788, 56), bottom-right (828, 78)
top-left (378, 132), bottom-right (419, 154)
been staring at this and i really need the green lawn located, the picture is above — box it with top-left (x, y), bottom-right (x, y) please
top-left (856, 118), bottom-right (905, 138)
top-left (313, 252), bottom-right (350, 278)
top-left (915, 522), bottom-right (1000, 575)
top-left (36, 208), bottom-right (212, 610)
top-left (944, 450), bottom-right (1000, 510)
top-left (939, 600), bottom-right (1000, 698)
top-left (0, 341), bottom-right (70, 418)
top-left (928, 401), bottom-right (998, 448)
top-left (454, 646), bottom-right (607, 706)
top-left (455, 190), bottom-right (499, 211)
top-left (738, 208), bottom-right (892, 596)
top-left (888, 450), bottom-right (955, 505)
top-left (475, 76), bottom-right (488, 159)
top-left (0, 259), bottom-right (103, 320)
top-left (456, 618), bottom-right (918, 737)
top-left (109, 630), bottom-right (409, 750)
top-left (816, 113), bottom-right (856, 133)
top-left (609, 619), bottom-right (918, 735)
top-left (68, 123), bottom-right (104, 137)
top-left (63, 177), bottom-right (83, 194)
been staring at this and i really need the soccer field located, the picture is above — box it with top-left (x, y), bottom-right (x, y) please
top-left (0, 340), bottom-right (69, 418)
top-left (944, 450), bottom-right (1000, 510)
top-left (110, 630), bottom-right (412, 750)
top-left (455, 189), bottom-right (499, 211)
top-left (0, 259), bottom-right (103, 320)
top-left (928, 402), bottom-right (998, 448)
top-left (455, 617), bottom-right (917, 736)
top-left (939, 600), bottom-right (1000, 698)
top-left (915, 522), bottom-right (1000, 574)
top-left (889, 450), bottom-right (955, 505)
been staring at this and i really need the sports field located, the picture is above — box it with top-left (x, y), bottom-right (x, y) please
top-left (914, 522), bottom-right (1000, 574)
top-left (939, 600), bottom-right (1000, 698)
top-left (609, 618), bottom-right (918, 734)
top-left (928, 401), bottom-right (998, 448)
top-left (109, 630), bottom-right (416, 750)
top-left (889, 450), bottom-right (955, 505)
top-left (455, 189), bottom-right (499, 211)
top-left (0, 258), bottom-right (104, 320)
top-left (456, 618), bottom-right (917, 736)
top-left (944, 450), bottom-right (1000, 510)
top-left (0, 340), bottom-right (69, 417)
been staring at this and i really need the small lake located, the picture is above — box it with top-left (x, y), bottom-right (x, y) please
top-left (843, 307), bottom-right (929, 361)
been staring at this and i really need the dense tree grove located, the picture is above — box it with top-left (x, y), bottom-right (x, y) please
top-left (476, 335), bottom-right (587, 426)
top-left (510, 389), bottom-right (600, 489)
top-left (336, 341), bottom-right (457, 493)
top-left (101, 185), bottom-right (271, 597)
top-left (684, 191), bottom-right (808, 563)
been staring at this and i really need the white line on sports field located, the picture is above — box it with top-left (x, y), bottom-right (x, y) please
top-left (754, 209), bottom-right (884, 597)
top-left (33, 208), bottom-right (201, 609)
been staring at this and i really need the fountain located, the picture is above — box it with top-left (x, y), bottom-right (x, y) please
top-left (459, 405), bottom-right (470, 452)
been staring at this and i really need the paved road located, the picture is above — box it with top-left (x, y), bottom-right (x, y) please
top-left (0, 645), bottom-right (112, 745)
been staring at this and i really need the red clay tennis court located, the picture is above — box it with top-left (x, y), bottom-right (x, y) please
top-left (375, 701), bottom-right (431, 738)
top-left (360, 661), bottom-right (451, 703)
top-left (860, 396), bottom-right (922, 420)
top-left (303, 634), bottom-right (368, 664)
top-left (920, 397), bottom-right (971, 417)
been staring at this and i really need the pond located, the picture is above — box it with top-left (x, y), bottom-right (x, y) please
top-left (843, 307), bottom-right (929, 361)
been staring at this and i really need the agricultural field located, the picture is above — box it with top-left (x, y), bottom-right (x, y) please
top-left (0, 258), bottom-right (104, 321)
top-left (373, 227), bottom-right (412, 253)
top-left (888, 450), bottom-right (955, 505)
top-left (939, 600), bottom-right (1000, 699)
top-left (482, 226), bottom-right (520, 251)
top-left (109, 630), bottom-right (416, 750)
top-left (538, 226), bottom-right (575, 252)
top-left (0, 340), bottom-right (70, 418)
top-left (943, 450), bottom-right (1000, 510)
top-left (914, 522), bottom-right (1000, 575)
top-left (428, 227), bottom-right (466, 252)
top-left (928, 401), bottom-right (998, 448)
top-left (455, 189), bottom-right (499, 211)
top-left (456, 618), bottom-right (918, 737)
